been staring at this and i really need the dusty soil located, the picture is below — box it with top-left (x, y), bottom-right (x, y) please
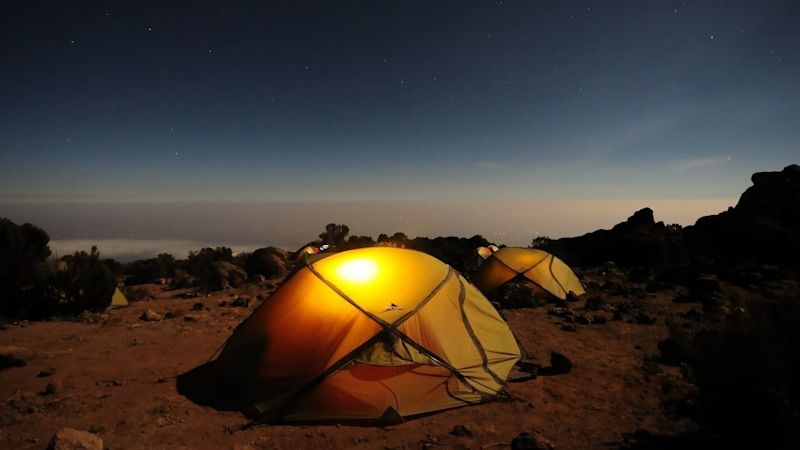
top-left (0, 273), bottom-right (701, 450)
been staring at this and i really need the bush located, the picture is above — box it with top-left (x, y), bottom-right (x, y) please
top-left (184, 247), bottom-right (236, 291)
top-left (124, 286), bottom-right (150, 301)
top-left (123, 253), bottom-right (176, 283)
top-left (56, 247), bottom-right (117, 314)
top-left (530, 235), bottom-right (553, 249)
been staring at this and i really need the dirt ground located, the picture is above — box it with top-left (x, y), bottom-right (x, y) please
top-left (0, 274), bottom-right (701, 450)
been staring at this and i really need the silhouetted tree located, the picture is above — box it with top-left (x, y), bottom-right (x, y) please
top-left (318, 223), bottom-right (350, 247)
top-left (124, 253), bottom-right (176, 283)
top-left (0, 218), bottom-right (52, 316)
top-left (530, 236), bottom-right (553, 249)
top-left (339, 235), bottom-right (376, 250)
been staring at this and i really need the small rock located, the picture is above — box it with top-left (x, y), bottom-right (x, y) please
top-left (164, 309), bottom-right (184, 319)
top-left (683, 308), bottom-right (703, 320)
top-left (190, 302), bottom-right (207, 311)
top-left (574, 314), bottom-right (591, 325)
top-left (583, 296), bottom-right (604, 311)
top-left (511, 431), bottom-right (553, 450)
top-left (183, 315), bottom-right (197, 322)
top-left (156, 377), bottom-right (167, 383)
top-left (47, 428), bottom-right (103, 450)
top-left (42, 380), bottom-right (61, 395)
top-left (561, 324), bottom-right (577, 332)
top-left (591, 315), bottom-right (607, 324)
top-left (450, 425), bottom-right (473, 437)
top-left (635, 312), bottom-right (657, 325)
top-left (231, 297), bottom-right (251, 307)
top-left (549, 351), bottom-right (573, 374)
top-left (37, 368), bottom-right (56, 378)
top-left (546, 307), bottom-right (573, 318)
top-left (139, 309), bottom-right (163, 322)
top-left (603, 280), bottom-right (629, 297)
top-left (0, 353), bottom-right (26, 371)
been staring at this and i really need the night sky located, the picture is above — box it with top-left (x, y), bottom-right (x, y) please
top-left (1, 1), bottom-right (799, 256)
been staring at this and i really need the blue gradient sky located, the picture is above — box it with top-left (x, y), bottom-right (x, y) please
top-left (1, 1), bottom-right (798, 256)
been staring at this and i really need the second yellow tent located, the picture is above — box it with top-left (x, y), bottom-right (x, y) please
top-left (472, 247), bottom-right (585, 300)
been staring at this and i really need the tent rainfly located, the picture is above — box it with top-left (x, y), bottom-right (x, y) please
top-left (213, 247), bottom-right (520, 422)
top-left (472, 247), bottom-right (585, 300)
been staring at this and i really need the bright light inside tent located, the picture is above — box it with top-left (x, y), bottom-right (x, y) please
top-left (336, 258), bottom-right (378, 283)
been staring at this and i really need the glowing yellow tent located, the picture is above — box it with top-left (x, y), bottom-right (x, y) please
top-left (213, 247), bottom-right (520, 422)
top-left (472, 247), bottom-right (585, 300)
top-left (109, 287), bottom-right (128, 308)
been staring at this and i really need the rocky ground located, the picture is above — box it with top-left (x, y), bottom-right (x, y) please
top-left (0, 264), bottom-right (738, 450)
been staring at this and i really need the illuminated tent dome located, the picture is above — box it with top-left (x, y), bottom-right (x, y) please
top-left (293, 244), bottom-right (320, 262)
top-left (213, 247), bottom-right (520, 422)
top-left (472, 247), bottom-right (585, 300)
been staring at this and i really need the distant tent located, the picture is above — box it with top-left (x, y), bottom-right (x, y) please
top-left (476, 246), bottom-right (494, 260)
top-left (472, 247), bottom-right (585, 300)
top-left (108, 287), bottom-right (128, 308)
top-left (213, 247), bottom-right (520, 422)
top-left (475, 244), bottom-right (501, 268)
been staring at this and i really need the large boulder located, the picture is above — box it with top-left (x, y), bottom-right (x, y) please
top-left (47, 428), bottom-right (103, 450)
top-left (244, 247), bottom-right (288, 279)
top-left (212, 261), bottom-right (248, 290)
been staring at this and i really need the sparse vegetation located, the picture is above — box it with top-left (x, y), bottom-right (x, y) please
top-left (530, 235), bottom-right (553, 249)
top-left (55, 247), bottom-right (117, 315)
top-left (318, 223), bottom-right (350, 247)
top-left (123, 253), bottom-right (176, 284)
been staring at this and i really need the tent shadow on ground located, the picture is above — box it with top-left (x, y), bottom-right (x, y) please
top-left (176, 359), bottom-right (528, 427)
top-left (175, 360), bottom-right (415, 426)
top-left (176, 360), bottom-right (246, 414)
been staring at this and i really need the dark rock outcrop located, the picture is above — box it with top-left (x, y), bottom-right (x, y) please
top-left (541, 165), bottom-right (800, 279)
top-left (244, 247), bottom-right (288, 279)
top-left (542, 208), bottom-right (687, 270)
top-left (686, 164), bottom-right (800, 270)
